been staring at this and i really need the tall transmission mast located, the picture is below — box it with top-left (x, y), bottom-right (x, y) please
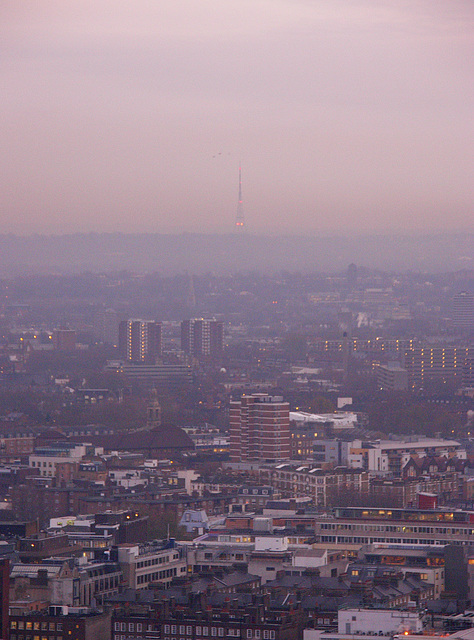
top-left (235, 165), bottom-right (245, 230)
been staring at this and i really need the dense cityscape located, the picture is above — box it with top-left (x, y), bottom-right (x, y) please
top-left (2, 0), bottom-right (473, 638)
top-left (0, 266), bottom-right (472, 639)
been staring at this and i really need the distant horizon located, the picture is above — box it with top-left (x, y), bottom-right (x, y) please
top-left (0, 232), bottom-right (472, 276)
top-left (1, 229), bottom-right (473, 240)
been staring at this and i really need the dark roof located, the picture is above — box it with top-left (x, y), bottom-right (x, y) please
top-left (72, 425), bottom-right (194, 453)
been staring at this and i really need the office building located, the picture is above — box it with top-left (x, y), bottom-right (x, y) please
top-left (230, 394), bottom-right (290, 462)
top-left (181, 318), bottom-right (223, 358)
top-left (105, 360), bottom-right (192, 388)
top-left (118, 320), bottom-right (162, 363)
top-left (94, 307), bottom-right (119, 345)
top-left (314, 506), bottom-right (474, 547)
top-left (117, 539), bottom-right (187, 590)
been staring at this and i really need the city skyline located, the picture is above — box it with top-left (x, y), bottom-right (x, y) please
top-left (1, 0), bottom-right (473, 236)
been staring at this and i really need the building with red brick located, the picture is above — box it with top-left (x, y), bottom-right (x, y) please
top-left (230, 395), bottom-right (290, 463)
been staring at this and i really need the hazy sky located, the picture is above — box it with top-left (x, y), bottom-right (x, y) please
top-left (1, 0), bottom-right (473, 235)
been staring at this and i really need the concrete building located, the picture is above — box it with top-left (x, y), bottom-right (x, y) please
top-left (29, 443), bottom-right (93, 478)
top-left (377, 362), bottom-right (408, 391)
top-left (453, 292), bottom-right (474, 332)
top-left (181, 318), bottom-right (224, 358)
top-left (314, 506), bottom-right (474, 547)
top-left (230, 394), bottom-right (290, 463)
top-left (118, 319), bottom-right (162, 363)
top-left (105, 360), bottom-right (192, 388)
top-left (117, 539), bottom-right (187, 590)
top-left (404, 346), bottom-right (474, 389)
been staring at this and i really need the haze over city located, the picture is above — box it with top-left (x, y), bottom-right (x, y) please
top-left (1, 0), bottom-right (473, 237)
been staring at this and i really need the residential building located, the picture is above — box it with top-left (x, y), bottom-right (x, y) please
top-left (453, 292), bottom-right (474, 332)
top-left (111, 591), bottom-right (304, 640)
top-left (118, 320), bottom-right (162, 363)
top-left (404, 346), bottom-right (474, 389)
top-left (181, 318), bottom-right (224, 358)
top-left (9, 608), bottom-right (111, 640)
top-left (230, 394), bottom-right (290, 463)
top-left (258, 465), bottom-right (370, 508)
top-left (376, 362), bottom-right (408, 391)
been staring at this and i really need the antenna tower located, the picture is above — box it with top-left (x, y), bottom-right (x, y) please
top-left (235, 165), bottom-right (245, 230)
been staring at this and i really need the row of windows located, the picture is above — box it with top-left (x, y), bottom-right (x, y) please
top-left (93, 575), bottom-right (120, 592)
top-left (162, 628), bottom-right (276, 640)
top-left (11, 622), bottom-right (63, 631)
top-left (115, 622), bottom-right (144, 632)
top-left (137, 566), bottom-right (179, 584)
top-left (11, 635), bottom-right (63, 640)
top-left (320, 535), bottom-right (447, 546)
top-left (320, 522), bottom-right (474, 535)
top-left (114, 622), bottom-right (159, 634)
top-left (137, 554), bottom-right (177, 569)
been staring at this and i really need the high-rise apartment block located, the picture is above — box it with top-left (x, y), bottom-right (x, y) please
top-left (453, 291), bottom-right (474, 332)
top-left (230, 394), bottom-right (290, 463)
top-left (118, 320), bottom-right (162, 363)
top-left (181, 318), bottom-right (223, 358)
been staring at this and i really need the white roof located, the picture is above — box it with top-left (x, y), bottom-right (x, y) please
top-left (377, 439), bottom-right (461, 451)
top-left (290, 411), bottom-right (357, 426)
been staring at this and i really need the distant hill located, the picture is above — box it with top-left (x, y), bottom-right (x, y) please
top-left (0, 232), bottom-right (472, 275)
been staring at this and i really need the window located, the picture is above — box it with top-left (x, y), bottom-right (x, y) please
top-left (212, 628), bottom-right (217, 637)
top-left (247, 631), bottom-right (252, 639)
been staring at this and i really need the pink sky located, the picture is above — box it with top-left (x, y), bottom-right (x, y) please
top-left (1, 0), bottom-right (473, 235)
